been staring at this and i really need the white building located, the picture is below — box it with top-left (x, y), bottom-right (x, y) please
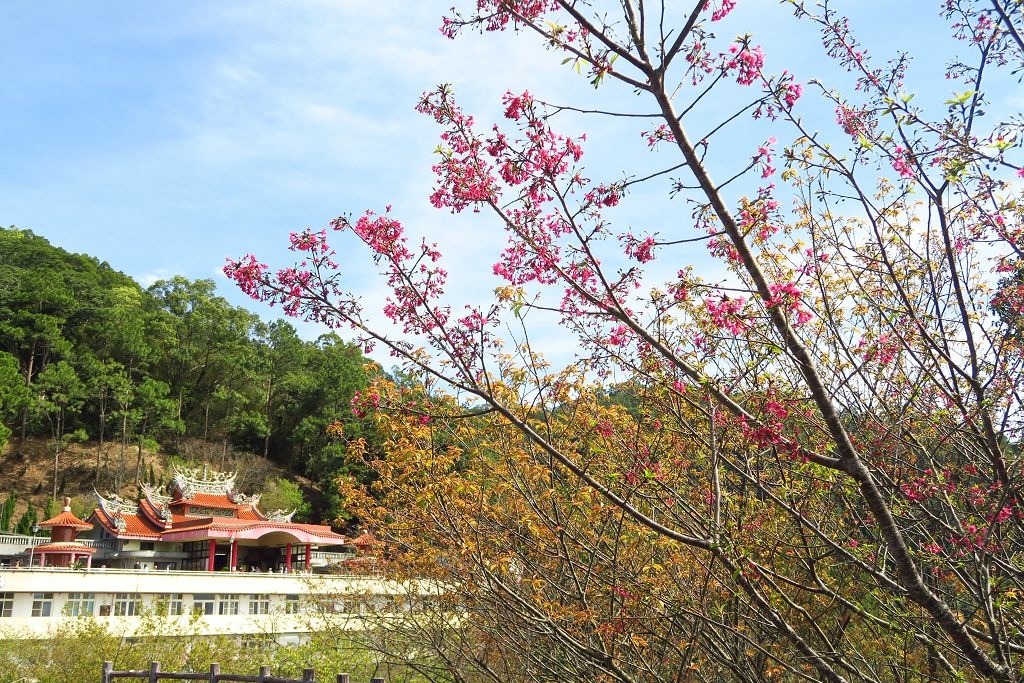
top-left (0, 565), bottom-right (412, 642)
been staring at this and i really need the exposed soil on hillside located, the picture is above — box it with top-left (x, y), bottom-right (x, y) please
top-left (0, 437), bottom-right (313, 526)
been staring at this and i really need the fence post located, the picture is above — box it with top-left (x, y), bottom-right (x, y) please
top-left (149, 661), bottom-right (161, 683)
top-left (102, 661), bottom-right (113, 683)
top-left (302, 668), bottom-right (315, 682)
top-left (259, 665), bottom-right (270, 682)
top-left (336, 675), bottom-right (349, 683)
top-left (209, 663), bottom-right (220, 683)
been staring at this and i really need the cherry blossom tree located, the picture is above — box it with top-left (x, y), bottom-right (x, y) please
top-left (228, 1), bottom-right (1024, 681)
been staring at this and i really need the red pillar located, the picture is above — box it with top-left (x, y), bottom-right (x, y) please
top-left (304, 544), bottom-right (311, 571)
top-left (230, 540), bottom-right (238, 571)
top-left (285, 543), bottom-right (292, 572)
top-left (207, 539), bottom-right (216, 572)
top-left (38, 553), bottom-right (45, 568)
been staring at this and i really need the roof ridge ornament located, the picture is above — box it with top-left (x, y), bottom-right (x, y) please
top-left (172, 464), bottom-right (238, 496)
top-left (266, 508), bottom-right (296, 523)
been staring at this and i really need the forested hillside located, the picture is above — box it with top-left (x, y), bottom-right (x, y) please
top-left (0, 226), bottom-right (380, 525)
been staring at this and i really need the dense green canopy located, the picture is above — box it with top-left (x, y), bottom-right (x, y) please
top-left (0, 226), bottom-right (381, 523)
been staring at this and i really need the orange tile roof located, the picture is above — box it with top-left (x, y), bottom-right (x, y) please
top-left (351, 532), bottom-right (385, 548)
top-left (176, 492), bottom-right (240, 508)
top-left (92, 509), bottom-right (162, 538)
top-left (39, 510), bottom-right (93, 531)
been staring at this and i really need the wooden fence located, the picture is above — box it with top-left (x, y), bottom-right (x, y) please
top-left (101, 661), bottom-right (384, 683)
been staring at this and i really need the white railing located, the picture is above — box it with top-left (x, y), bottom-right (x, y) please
top-left (310, 551), bottom-right (356, 562)
top-left (0, 566), bottom-right (380, 579)
top-left (0, 533), bottom-right (115, 550)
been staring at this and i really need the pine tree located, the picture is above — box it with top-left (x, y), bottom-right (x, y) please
top-left (14, 504), bottom-right (37, 535)
top-left (0, 492), bottom-right (15, 533)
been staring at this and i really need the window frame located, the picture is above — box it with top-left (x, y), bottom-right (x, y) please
top-left (249, 594), bottom-right (271, 615)
top-left (113, 593), bottom-right (141, 617)
top-left (31, 593), bottom-right (54, 617)
top-left (156, 593), bottom-right (184, 616)
top-left (218, 594), bottom-right (239, 615)
top-left (193, 593), bottom-right (216, 615)
top-left (64, 592), bottom-right (96, 617)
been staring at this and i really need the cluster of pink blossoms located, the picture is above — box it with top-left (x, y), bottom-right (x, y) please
top-left (704, 295), bottom-right (748, 335)
top-left (440, 0), bottom-right (559, 37)
top-left (709, 0), bottom-right (737, 22)
top-left (622, 233), bottom-right (657, 263)
top-left (891, 146), bottom-right (916, 178)
top-left (855, 334), bottom-right (901, 365)
top-left (767, 281), bottom-right (813, 325)
top-left (350, 390), bottom-right (381, 419)
top-left (835, 104), bottom-right (875, 138)
top-left (724, 43), bottom-right (765, 85)
top-left (782, 81), bottom-right (803, 108)
top-left (754, 136), bottom-right (777, 178)
top-left (642, 123), bottom-right (676, 148)
top-left (224, 255), bottom-right (268, 300)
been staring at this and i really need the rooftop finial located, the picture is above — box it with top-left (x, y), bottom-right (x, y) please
top-left (62, 496), bottom-right (72, 512)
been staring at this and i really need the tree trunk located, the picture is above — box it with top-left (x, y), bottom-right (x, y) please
top-left (17, 344), bottom-right (36, 457)
top-left (117, 411), bottom-right (128, 491)
top-left (52, 408), bottom-right (63, 501)
top-left (95, 394), bottom-right (106, 485)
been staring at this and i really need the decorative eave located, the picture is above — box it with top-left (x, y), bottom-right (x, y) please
top-left (141, 482), bottom-right (172, 506)
top-left (96, 490), bottom-right (139, 516)
top-left (140, 484), bottom-right (173, 526)
top-left (31, 541), bottom-right (97, 554)
top-left (138, 498), bottom-right (172, 529)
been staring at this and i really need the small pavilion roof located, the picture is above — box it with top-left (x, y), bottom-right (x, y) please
top-left (351, 531), bottom-right (385, 549)
top-left (39, 497), bottom-right (93, 531)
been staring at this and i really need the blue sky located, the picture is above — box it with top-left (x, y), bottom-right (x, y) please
top-left (0, 1), bottom-right (983, 358)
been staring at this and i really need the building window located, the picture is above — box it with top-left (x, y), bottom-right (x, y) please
top-left (249, 594), bottom-right (270, 615)
top-left (113, 593), bottom-right (141, 616)
top-left (140, 541), bottom-right (155, 551)
top-left (155, 594), bottom-right (184, 616)
top-left (193, 594), bottom-right (215, 615)
top-left (218, 594), bottom-right (239, 615)
top-left (31, 593), bottom-right (54, 617)
top-left (183, 541), bottom-right (211, 572)
top-left (284, 594), bottom-right (300, 614)
top-left (0, 593), bottom-right (12, 618)
top-left (64, 593), bottom-right (95, 616)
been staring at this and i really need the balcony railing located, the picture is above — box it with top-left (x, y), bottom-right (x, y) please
top-left (0, 533), bottom-right (115, 550)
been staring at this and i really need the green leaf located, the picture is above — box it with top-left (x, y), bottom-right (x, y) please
top-left (944, 90), bottom-right (977, 106)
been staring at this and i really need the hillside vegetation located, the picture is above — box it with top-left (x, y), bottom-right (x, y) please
top-left (0, 226), bottom-right (381, 527)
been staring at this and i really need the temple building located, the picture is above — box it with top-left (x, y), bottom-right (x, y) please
top-left (89, 466), bottom-right (348, 572)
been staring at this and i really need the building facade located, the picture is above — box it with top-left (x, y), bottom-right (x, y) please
top-left (0, 566), bottom-right (412, 642)
top-left (89, 466), bottom-right (350, 572)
